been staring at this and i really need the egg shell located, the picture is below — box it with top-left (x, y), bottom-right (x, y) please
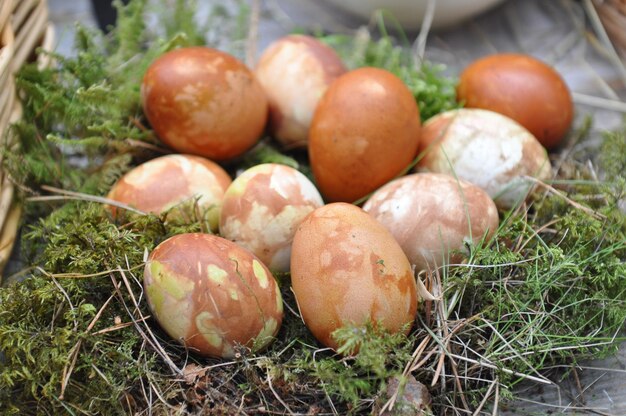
top-left (219, 163), bottom-right (324, 272)
top-left (457, 53), bottom-right (573, 149)
top-left (255, 35), bottom-right (347, 148)
top-left (309, 67), bottom-right (421, 203)
top-left (363, 173), bottom-right (499, 272)
top-left (290, 203), bottom-right (418, 351)
top-left (141, 47), bottom-right (268, 160)
top-left (417, 109), bottom-right (551, 208)
top-left (107, 154), bottom-right (232, 230)
top-left (144, 233), bottom-right (284, 358)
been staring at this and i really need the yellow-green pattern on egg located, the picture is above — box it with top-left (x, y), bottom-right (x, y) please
top-left (144, 233), bottom-right (284, 358)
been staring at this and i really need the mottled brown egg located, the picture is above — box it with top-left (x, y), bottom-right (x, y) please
top-left (457, 53), bottom-right (573, 149)
top-left (144, 233), bottom-right (284, 358)
top-left (418, 109), bottom-right (551, 208)
top-left (363, 173), bottom-right (499, 272)
top-left (219, 163), bottom-right (323, 272)
top-left (291, 203), bottom-right (418, 351)
top-left (106, 154), bottom-right (231, 231)
top-left (309, 67), bottom-right (421, 202)
top-left (255, 35), bottom-right (347, 148)
top-left (141, 47), bottom-right (268, 160)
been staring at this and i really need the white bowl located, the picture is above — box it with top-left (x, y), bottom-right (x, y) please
top-left (274, 0), bottom-right (506, 32)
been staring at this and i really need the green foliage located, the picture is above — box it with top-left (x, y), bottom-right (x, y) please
top-left (305, 323), bottom-right (413, 409)
top-left (321, 28), bottom-right (460, 121)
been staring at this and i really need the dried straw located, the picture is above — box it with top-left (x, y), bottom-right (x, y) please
top-left (592, 0), bottom-right (626, 59)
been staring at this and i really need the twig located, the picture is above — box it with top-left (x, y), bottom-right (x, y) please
top-left (447, 353), bottom-right (553, 385)
top-left (60, 281), bottom-right (122, 399)
top-left (572, 92), bottom-right (626, 113)
top-left (525, 176), bottom-right (606, 220)
top-left (246, 0), bottom-right (261, 68)
top-left (60, 341), bottom-right (82, 400)
top-left (111, 269), bottom-right (182, 376)
top-left (266, 372), bottom-right (294, 415)
top-left (413, 0), bottom-right (436, 63)
top-left (31, 185), bottom-right (147, 215)
top-left (472, 377), bottom-right (498, 416)
top-left (581, 0), bottom-right (626, 85)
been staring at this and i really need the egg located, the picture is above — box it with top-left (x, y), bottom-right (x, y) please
top-left (309, 67), bottom-right (421, 202)
top-left (457, 53), bottom-right (573, 149)
top-left (219, 163), bottom-right (324, 272)
top-left (363, 173), bottom-right (499, 272)
top-left (290, 203), bottom-right (418, 351)
top-left (106, 154), bottom-right (231, 231)
top-left (141, 47), bottom-right (268, 160)
top-left (255, 35), bottom-right (347, 148)
top-left (144, 233), bottom-right (284, 358)
top-left (417, 109), bottom-right (552, 208)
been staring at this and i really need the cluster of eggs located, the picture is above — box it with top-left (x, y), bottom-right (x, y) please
top-left (106, 35), bottom-right (573, 358)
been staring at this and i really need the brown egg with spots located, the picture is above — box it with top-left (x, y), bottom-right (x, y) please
top-left (255, 35), bottom-right (347, 148)
top-left (106, 154), bottom-right (231, 231)
top-left (144, 233), bottom-right (284, 358)
top-left (363, 173), bottom-right (499, 272)
top-left (309, 67), bottom-right (421, 202)
top-left (418, 109), bottom-right (551, 208)
top-left (291, 203), bottom-right (418, 351)
top-left (457, 53), bottom-right (573, 149)
top-left (141, 47), bottom-right (268, 160)
top-left (219, 163), bottom-right (323, 273)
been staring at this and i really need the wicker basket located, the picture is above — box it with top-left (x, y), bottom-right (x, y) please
top-left (593, 0), bottom-right (626, 60)
top-left (0, 0), bottom-right (54, 280)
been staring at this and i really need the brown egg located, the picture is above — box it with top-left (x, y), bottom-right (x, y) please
top-left (219, 163), bottom-right (323, 272)
top-left (457, 53), bottom-right (573, 149)
top-left (363, 173), bottom-right (499, 272)
top-left (417, 109), bottom-right (551, 209)
top-left (309, 67), bottom-right (421, 202)
top-left (290, 203), bottom-right (418, 351)
top-left (255, 35), bottom-right (346, 148)
top-left (141, 47), bottom-right (268, 160)
top-left (144, 233), bottom-right (284, 358)
top-left (106, 154), bottom-right (231, 231)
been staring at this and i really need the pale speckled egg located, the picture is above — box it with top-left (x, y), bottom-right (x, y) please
top-left (141, 47), bottom-right (268, 160)
top-left (363, 173), bottom-right (499, 272)
top-left (309, 67), bottom-right (421, 203)
top-left (290, 203), bottom-right (418, 351)
top-left (219, 163), bottom-right (323, 273)
top-left (417, 109), bottom-right (552, 208)
top-left (255, 35), bottom-right (346, 148)
top-left (106, 154), bottom-right (231, 231)
top-left (144, 233), bottom-right (284, 358)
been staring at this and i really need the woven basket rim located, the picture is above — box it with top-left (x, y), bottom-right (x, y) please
top-left (11, 0), bottom-right (40, 33)
top-left (0, 23), bottom-right (14, 82)
top-left (12, 0), bottom-right (48, 71)
top-left (0, 0), bottom-right (13, 36)
top-left (0, 75), bottom-right (15, 123)
top-left (36, 23), bottom-right (55, 69)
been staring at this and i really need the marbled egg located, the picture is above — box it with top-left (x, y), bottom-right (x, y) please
top-left (219, 163), bottom-right (323, 272)
top-left (107, 154), bottom-right (231, 231)
top-left (418, 109), bottom-right (551, 208)
top-left (363, 173), bottom-right (499, 272)
top-left (144, 233), bottom-right (284, 358)
top-left (255, 35), bottom-right (346, 148)
top-left (290, 203), bottom-right (418, 351)
top-left (141, 47), bottom-right (268, 160)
